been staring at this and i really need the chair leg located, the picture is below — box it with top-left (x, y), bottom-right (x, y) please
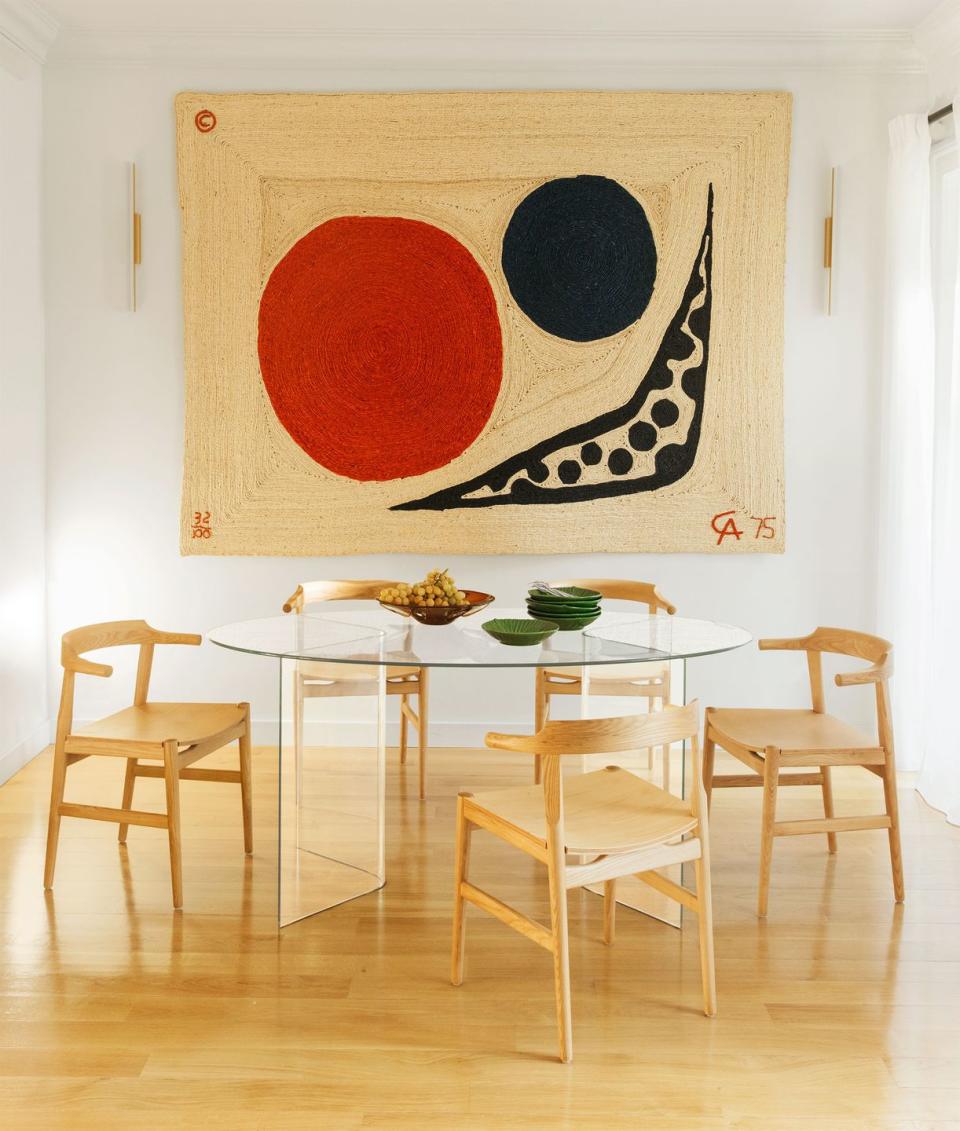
top-left (451, 794), bottom-right (473, 986)
top-left (399, 694), bottom-right (409, 765)
top-left (417, 670), bottom-right (429, 801)
top-left (239, 704), bottom-right (253, 854)
top-left (820, 766), bottom-right (837, 854)
top-left (658, 668), bottom-right (672, 777)
top-left (118, 758), bottom-right (138, 844)
top-left (603, 879), bottom-right (616, 945)
top-left (534, 670), bottom-right (547, 785)
top-left (702, 725), bottom-right (716, 810)
top-left (162, 740), bottom-right (183, 910)
top-left (758, 746), bottom-right (780, 918)
top-left (43, 744), bottom-right (69, 890)
top-left (881, 755), bottom-right (905, 903)
top-left (694, 843), bottom-right (718, 1017)
top-left (546, 834), bottom-right (573, 1063)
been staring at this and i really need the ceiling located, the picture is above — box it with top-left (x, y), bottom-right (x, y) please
top-left (34, 0), bottom-right (949, 35)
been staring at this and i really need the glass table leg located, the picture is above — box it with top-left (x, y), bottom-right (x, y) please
top-left (277, 656), bottom-right (386, 927)
top-left (581, 656), bottom-right (686, 929)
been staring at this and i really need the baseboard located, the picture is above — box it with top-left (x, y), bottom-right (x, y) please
top-left (249, 718), bottom-right (532, 748)
top-left (0, 719), bottom-right (52, 785)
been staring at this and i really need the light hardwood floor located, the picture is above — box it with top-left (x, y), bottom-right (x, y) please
top-left (1, 742), bottom-right (959, 1129)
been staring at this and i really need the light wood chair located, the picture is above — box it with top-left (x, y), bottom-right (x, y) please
top-left (703, 626), bottom-right (903, 918)
top-left (283, 581), bottom-right (430, 799)
top-left (452, 702), bottom-right (715, 1063)
top-left (534, 579), bottom-right (677, 787)
top-left (43, 620), bottom-right (252, 910)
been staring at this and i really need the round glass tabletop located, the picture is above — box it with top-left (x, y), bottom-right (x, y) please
top-left (208, 610), bottom-right (751, 669)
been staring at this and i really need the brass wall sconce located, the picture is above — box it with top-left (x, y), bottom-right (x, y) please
top-left (130, 163), bottom-right (142, 311)
top-left (823, 167), bottom-right (836, 316)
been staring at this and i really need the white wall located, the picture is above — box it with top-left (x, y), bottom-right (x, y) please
top-left (42, 55), bottom-right (926, 742)
top-left (0, 48), bottom-right (47, 782)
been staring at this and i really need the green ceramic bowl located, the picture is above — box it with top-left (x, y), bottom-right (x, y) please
top-left (527, 587), bottom-right (602, 605)
top-left (523, 605), bottom-right (601, 631)
top-left (482, 617), bottom-right (559, 646)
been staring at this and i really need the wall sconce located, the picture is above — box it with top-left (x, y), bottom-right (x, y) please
top-left (823, 167), bottom-right (836, 316)
top-left (130, 162), bottom-right (142, 311)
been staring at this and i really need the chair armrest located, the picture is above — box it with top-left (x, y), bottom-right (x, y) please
top-left (282, 585), bottom-right (304, 614)
top-left (758, 635), bottom-right (810, 651)
top-left (835, 657), bottom-right (891, 686)
top-left (151, 630), bottom-right (202, 646)
top-left (485, 731), bottom-right (535, 753)
top-left (71, 657), bottom-right (113, 677)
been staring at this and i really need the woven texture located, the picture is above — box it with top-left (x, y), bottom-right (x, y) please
top-left (176, 90), bottom-right (791, 555)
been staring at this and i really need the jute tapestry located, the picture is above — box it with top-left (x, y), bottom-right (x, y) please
top-left (176, 90), bottom-right (791, 555)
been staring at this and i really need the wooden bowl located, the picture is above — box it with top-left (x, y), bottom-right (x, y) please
top-left (379, 590), bottom-right (494, 625)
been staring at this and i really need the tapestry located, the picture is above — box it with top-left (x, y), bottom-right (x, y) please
top-left (176, 90), bottom-right (790, 555)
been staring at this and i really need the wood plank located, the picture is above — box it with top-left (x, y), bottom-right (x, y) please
top-left (58, 802), bottom-right (168, 829)
top-left (773, 815), bottom-right (892, 837)
top-left (460, 881), bottom-right (553, 951)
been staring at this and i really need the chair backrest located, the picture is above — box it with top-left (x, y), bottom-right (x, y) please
top-left (758, 626), bottom-right (894, 747)
top-left (283, 580), bottom-right (402, 613)
top-left (56, 620), bottom-right (201, 739)
top-left (485, 702), bottom-right (702, 845)
top-left (549, 578), bottom-right (676, 615)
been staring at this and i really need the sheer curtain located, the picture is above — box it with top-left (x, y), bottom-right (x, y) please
top-left (877, 116), bottom-right (936, 780)
top-left (918, 95), bottom-right (960, 825)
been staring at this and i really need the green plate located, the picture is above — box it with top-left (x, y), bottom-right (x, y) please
top-left (527, 599), bottom-right (601, 617)
top-left (527, 586), bottom-right (602, 605)
top-left (523, 606), bottom-right (600, 631)
top-left (482, 617), bottom-right (558, 646)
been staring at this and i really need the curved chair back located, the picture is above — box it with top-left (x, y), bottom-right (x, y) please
top-left (282, 580), bottom-right (403, 613)
top-left (549, 578), bottom-right (676, 615)
top-left (487, 701), bottom-right (698, 759)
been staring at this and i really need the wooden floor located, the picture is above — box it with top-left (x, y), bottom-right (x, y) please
top-left (1, 743), bottom-right (959, 1130)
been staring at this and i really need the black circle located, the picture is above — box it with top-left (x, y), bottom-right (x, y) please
top-left (501, 175), bottom-right (657, 342)
top-left (580, 442), bottom-right (602, 466)
top-left (651, 399), bottom-right (680, 428)
top-left (608, 448), bottom-right (634, 476)
top-left (558, 460), bottom-right (582, 485)
top-left (628, 421), bottom-right (657, 452)
top-left (527, 461), bottom-right (549, 484)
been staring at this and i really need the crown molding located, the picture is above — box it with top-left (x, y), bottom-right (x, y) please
top-left (0, 0), bottom-right (58, 65)
top-left (46, 27), bottom-right (925, 73)
top-left (914, 0), bottom-right (960, 65)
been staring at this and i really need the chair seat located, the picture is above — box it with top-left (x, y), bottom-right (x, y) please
top-left (544, 661), bottom-right (669, 684)
top-left (708, 708), bottom-right (879, 754)
top-left (298, 661), bottom-right (420, 683)
top-left (66, 702), bottom-right (245, 752)
top-left (470, 767), bottom-right (697, 855)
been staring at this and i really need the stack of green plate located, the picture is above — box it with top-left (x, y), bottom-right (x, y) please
top-left (525, 585), bottom-right (602, 631)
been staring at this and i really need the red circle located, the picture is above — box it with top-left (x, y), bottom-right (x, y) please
top-left (195, 109), bottom-right (216, 132)
top-left (257, 216), bottom-right (503, 482)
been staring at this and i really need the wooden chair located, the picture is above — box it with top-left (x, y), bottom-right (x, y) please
top-left (43, 621), bottom-right (252, 910)
top-left (452, 702), bottom-right (715, 1063)
top-left (534, 579), bottom-right (677, 787)
top-left (283, 581), bottom-right (430, 799)
top-left (703, 627), bottom-right (903, 918)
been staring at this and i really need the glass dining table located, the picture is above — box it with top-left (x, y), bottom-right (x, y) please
top-left (209, 610), bottom-right (750, 928)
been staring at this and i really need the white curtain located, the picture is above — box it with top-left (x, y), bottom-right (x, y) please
top-left (918, 95), bottom-right (960, 825)
top-left (877, 116), bottom-right (936, 779)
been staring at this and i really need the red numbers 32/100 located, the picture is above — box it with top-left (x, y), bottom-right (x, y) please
top-left (192, 511), bottom-right (212, 539)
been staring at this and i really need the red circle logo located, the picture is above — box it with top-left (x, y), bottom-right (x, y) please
top-left (194, 109), bottom-right (216, 133)
top-left (258, 216), bottom-right (503, 482)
